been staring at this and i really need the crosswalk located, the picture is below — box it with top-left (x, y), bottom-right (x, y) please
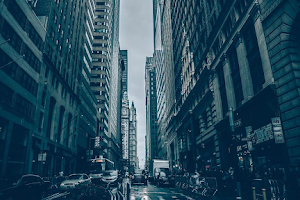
top-left (129, 191), bottom-right (196, 200)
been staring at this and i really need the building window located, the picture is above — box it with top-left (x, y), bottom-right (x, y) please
top-left (15, 94), bottom-right (34, 119)
top-left (1, 21), bottom-right (22, 53)
top-left (6, 0), bottom-right (27, 29)
top-left (244, 25), bottom-right (265, 94)
top-left (217, 65), bottom-right (228, 117)
top-left (0, 81), bottom-right (14, 108)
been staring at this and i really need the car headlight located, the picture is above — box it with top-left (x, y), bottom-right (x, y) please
top-left (60, 183), bottom-right (65, 186)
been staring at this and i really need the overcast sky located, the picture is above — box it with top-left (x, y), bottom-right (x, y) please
top-left (119, 0), bottom-right (154, 169)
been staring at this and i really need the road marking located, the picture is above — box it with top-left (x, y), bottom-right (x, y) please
top-left (171, 196), bottom-right (177, 199)
top-left (158, 196), bottom-right (165, 200)
top-left (179, 194), bottom-right (194, 200)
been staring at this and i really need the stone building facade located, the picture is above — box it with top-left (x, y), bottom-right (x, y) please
top-left (158, 0), bottom-right (300, 196)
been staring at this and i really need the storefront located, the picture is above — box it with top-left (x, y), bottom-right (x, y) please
top-left (216, 85), bottom-right (288, 195)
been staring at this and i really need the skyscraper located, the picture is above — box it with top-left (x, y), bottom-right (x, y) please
top-left (120, 50), bottom-right (128, 95)
top-left (129, 102), bottom-right (138, 172)
top-left (145, 57), bottom-right (158, 170)
top-left (92, 0), bottom-right (122, 164)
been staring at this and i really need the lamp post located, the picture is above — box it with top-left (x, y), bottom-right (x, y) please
top-left (229, 107), bottom-right (243, 200)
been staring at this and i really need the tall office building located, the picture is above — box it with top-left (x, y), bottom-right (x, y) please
top-left (34, 0), bottom-right (97, 176)
top-left (76, 0), bottom-right (98, 173)
top-left (152, 0), bottom-right (168, 160)
top-left (121, 92), bottom-right (129, 161)
top-left (145, 57), bottom-right (158, 170)
top-left (0, 0), bottom-right (46, 177)
top-left (107, 0), bottom-right (122, 165)
top-left (92, 0), bottom-right (122, 165)
top-left (120, 50), bottom-right (128, 94)
top-left (0, 0), bottom-right (97, 178)
top-left (160, 0), bottom-right (177, 169)
top-left (129, 102), bottom-right (138, 172)
top-left (91, 0), bottom-right (112, 159)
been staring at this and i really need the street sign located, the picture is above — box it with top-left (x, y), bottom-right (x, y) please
top-left (272, 117), bottom-right (285, 144)
top-left (241, 137), bottom-right (251, 141)
top-left (38, 153), bottom-right (47, 161)
top-left (94, 136), bottom-right (100, 148)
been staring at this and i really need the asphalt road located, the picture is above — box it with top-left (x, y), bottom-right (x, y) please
top-left (129, 183), bottom-right (205, 200)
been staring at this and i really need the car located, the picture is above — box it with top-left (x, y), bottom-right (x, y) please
top-left (60, 173), bottom-right (91, 190)
top-left (89, 172), bottom-right (103, 179)
top-left (101, 170), bottom-right (119, 186)
top-left (131, 169), bottom-right (147, 185)
top-left (0, 174), bottom-right (51, 200)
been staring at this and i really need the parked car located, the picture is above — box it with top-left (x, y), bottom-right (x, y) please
top-left (0, 174), bottom-right (51, 200)
top-left (131, 169), bottom-right (147, 185)
top-left (89, 172), bottom-right (103, 179)
top-left (101, 170), bottom-right (118, 186)
top-left (60, 173), bottom-right (91, 190)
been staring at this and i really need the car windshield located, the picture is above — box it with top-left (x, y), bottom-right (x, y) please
top-left (18, 176), bottom-right (40, 185)
top-left (134, 169), bottom-right (144, 174)
top-left (103, 171), bottom-right (117, 176)
top-left (160, 168), bottom-right (170, 176)
top-left (67, 175), bottom-right (82, 180)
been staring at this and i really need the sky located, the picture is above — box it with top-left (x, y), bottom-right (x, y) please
top-left (119, 0), bottom-right (154, 169)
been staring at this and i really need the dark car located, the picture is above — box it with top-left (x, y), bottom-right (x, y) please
top-left (131, 169), bottom-right (147, 185)
top-left (0, 174), bottom-right (51, 200)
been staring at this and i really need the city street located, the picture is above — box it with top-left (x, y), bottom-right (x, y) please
top-left (129, 184), bottom-right (203, 200)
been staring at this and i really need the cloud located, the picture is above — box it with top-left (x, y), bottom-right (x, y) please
top-left (120, 0), bottom-right (154, 169)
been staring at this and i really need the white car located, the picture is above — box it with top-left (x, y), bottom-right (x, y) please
top-left (60, 173), bottom-right (91, 190)
top-left (101, 170), bottom-right (118, 185)
top-left (89, 172), bottom-right (103, 179)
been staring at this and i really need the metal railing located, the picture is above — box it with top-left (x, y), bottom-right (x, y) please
top-left (174, 175), bottom-right (218, 196)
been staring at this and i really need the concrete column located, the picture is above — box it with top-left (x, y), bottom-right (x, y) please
top-left (213, 73), bottom-right (223, 121)
top-left (252, 5), bottom-right (273, 85)
top-left (24, 129), bottom-right (33, 174)
top-left (234, 33), bottom-right (254, 100)
top-left (1, 121), bottom-right (13, 177)
top-left (222, 54), bottom-right (236, 110)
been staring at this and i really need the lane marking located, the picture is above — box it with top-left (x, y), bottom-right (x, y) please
top-left (141, 196), bottom-right (151, 200)
top-left (171, 196), bottom-right (177, 199)
top-left (158, 196), bottom-right (165, 200)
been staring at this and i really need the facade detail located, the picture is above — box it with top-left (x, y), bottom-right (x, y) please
top-left (152, 0), bottom-right (300, 197)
